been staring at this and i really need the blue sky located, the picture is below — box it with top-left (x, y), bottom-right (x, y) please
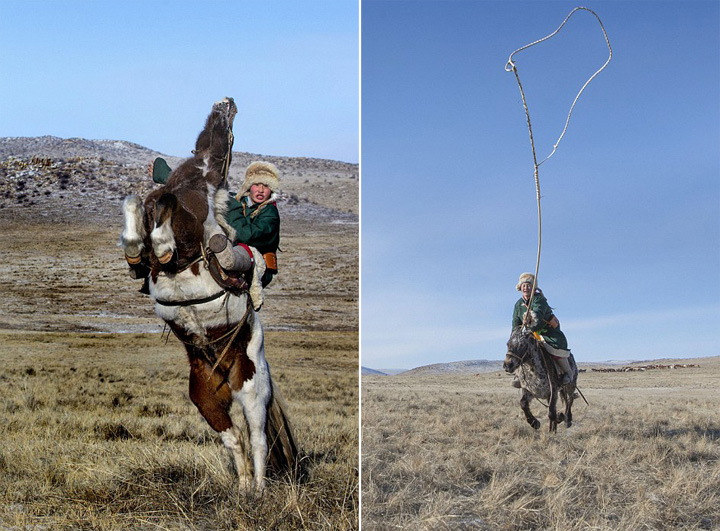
top-left (361, 0), bottom-right (720, 368)
top-left (0, 0), bottom-right (359, 162)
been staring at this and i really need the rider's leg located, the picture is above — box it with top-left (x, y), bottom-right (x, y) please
top-left (208, 233), bottom-right (253, 272)
top-left (554, 356), bottom-right (573, 385)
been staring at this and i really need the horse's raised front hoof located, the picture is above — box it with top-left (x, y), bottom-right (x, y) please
top-left (530, 419), bottom-right (541, 430)
top-left (157, 250), bottom-right (173, 264)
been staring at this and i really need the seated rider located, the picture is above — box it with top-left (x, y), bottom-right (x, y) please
top-left (511, 272), bottom-right (573, 387)
top-left (150, 158), bottom-right (280, 287)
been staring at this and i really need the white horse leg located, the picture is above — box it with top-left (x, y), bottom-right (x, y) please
top-left (234, 313), bottom-right (272, 491)
top-left (220, 424), bottom-right (253, 490)
top-left (120, 195), bottom-right (146, 258)
top-left (238, 386), bottom-right (269, 491)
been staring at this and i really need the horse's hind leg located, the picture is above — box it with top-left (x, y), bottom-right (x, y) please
top-left (520, 390), bottom-right (541, 430)
top-left (548, 386), bottom-right (559, 433)
top-left (188, 357), bottom-right (253, 488)
top-left (563, 388), bottom-right (574, 428)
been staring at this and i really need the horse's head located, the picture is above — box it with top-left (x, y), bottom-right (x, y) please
top-left (503, 328), bottom-right (534, 374)
top-left (121, 186), bottom-right (209, 275)
top-left (120, 97), bottom-right (236, 276)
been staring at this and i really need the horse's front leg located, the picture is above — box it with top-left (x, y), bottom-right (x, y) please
top-left (520, 389), bottom-right (541, 430)
top-left (187, 356), bottom-right (254, 489)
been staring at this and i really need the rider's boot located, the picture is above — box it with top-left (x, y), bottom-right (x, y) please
top-left (555, 356), bottom-right (573, 385)
top-left (208, 233), bottom-right (253, 272)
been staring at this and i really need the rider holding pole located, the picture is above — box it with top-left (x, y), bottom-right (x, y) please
top-left (511, 272), bottom-right (573, 387)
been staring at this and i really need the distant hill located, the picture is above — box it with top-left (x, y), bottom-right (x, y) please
top-left (362, 355), bottom-right (720, 377)
top-left (0, 136), bottom-right (165, 164)
top-left (361, 367), bottom-right (388, 376)
top-left (362, 359), bottom-right (504, 376)
top-left (0, 135), bottom-right (359, 219)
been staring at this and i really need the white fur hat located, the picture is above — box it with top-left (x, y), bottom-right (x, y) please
top-left (516, 272), bottom-right (536, 291)
top-left (240, 161), bottom-right (280, 195)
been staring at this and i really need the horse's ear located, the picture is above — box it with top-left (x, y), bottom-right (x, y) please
top-left (155, 193), bottom-right (178, 226)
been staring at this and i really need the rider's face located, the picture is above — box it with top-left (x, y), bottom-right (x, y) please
top-left (521, 282), bottom-right (533, 300)
top-left (249, 183), bottom-right (270, 203)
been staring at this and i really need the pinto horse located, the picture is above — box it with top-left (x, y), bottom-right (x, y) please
top-left (120, 98), bottom-right (296, 491)
top-left (503, 328), bottom-right (578, 432)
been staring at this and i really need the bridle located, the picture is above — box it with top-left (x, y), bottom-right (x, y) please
top-left (506, 328), bottom-right (536, 365)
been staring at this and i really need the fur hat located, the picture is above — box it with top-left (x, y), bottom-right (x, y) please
top-left (516, 272), bottom-right (536, 291)
top-left (240, 161), bottom-right (280, 195)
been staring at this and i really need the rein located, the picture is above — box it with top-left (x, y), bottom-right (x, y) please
top-left (155, 289), bottom-right (227, 307)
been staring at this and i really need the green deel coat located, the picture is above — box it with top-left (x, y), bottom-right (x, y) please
top-left (512, 292), bottom-right (568, 350)
top-left (152, 158), bottom-right (279, 285)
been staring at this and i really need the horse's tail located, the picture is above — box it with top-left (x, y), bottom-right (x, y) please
top-left (266, 380), bottom-right (298, 473)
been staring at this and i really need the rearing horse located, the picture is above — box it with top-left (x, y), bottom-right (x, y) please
top-left (120, 98), bottom-right (296, 491)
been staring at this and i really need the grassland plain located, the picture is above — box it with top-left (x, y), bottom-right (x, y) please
top-left (361, 357), bottom-right (720, 530)
top-left (0, 330), bottom-right (358, 530)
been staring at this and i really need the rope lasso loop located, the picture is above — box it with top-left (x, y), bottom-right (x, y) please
top-left (506, 6), bottom-right (612, 308)
top-left (507, 6), bottom-right (612, 166)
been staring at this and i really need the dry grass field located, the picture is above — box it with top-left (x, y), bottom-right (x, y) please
top-left (0, 330), bottom-right (358, 530)
top-left (362, 358), bottom-right (720, 530)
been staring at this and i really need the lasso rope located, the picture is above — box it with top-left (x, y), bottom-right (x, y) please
top-left (506, 6), bottom-right (612, 313)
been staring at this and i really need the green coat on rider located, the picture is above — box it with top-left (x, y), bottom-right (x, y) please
top-left (512, 292), bottom-right (568, 350)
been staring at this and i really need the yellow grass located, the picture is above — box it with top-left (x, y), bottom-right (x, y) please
top-left (0, 330), bottom-right (358, 530)
top-left (362, 358), bottom-right (720, 530)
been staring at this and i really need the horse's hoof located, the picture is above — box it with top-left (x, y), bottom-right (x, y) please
top-left (531, 419), bottom-right (541, 430)
top-left (157, 250), bottom-right (173, 264)
top-left (125, 253), bottom-right (142, 265)
top-left (237, 474), bottom-right (254, 493)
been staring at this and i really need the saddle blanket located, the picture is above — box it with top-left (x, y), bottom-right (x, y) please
top-left (532, 332), bottom-right (571, 359)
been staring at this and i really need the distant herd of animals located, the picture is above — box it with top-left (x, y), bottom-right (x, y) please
top-left (588, 363), bottom-right (700, 373)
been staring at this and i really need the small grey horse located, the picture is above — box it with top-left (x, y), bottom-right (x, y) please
top-left (503, 328), bottom-right (578, 432)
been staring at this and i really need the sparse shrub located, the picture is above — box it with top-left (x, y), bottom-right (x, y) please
top-left (95, 422), bottom-right (136, 441)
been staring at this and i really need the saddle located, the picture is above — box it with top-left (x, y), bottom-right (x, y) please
top-left (207, 253), bottom-right (249, 295)
top-left (207, 246), bottom-right (266, 311)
